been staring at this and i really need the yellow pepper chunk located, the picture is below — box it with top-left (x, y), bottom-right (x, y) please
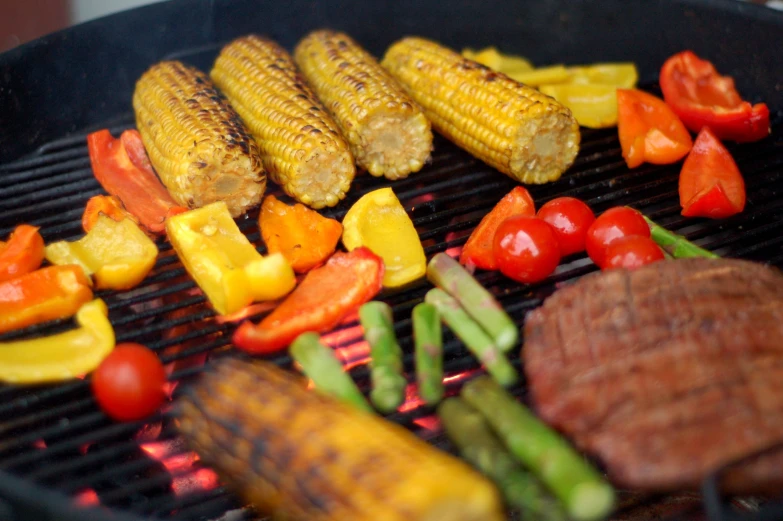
top-left (45, 215), bottom-right (158, 290)
top-left (166, 201), bottom-right (296, 315)
top-left (342, 188), bottom-right (425, 288)
top-left (540, 84), bottom-right (619, 129)
top-left (507, 65), bottom-right (570, 86)
top-left (462, 47), bottom-right (534, 73)
top-left (0, 299), bottom-right (115, 384)
top-left (566, 63), bottom-right (638, 88)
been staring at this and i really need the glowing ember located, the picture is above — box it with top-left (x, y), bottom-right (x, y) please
top-left (322, 323), bottom-right (364, 348)
top-left (413, 415), bottom-right (441, 431)
top-left (171, 467), bottom-right (220, 496)
top-left (215, 301), bottom-right (279, 324)
top-left (74, 488), bottom-right (99, 507)
top-left (32, 439), bottom-right (46, 450)
top-left (444, 231), bottom-right (467, 259)
top-left (142, 439), bottom-right (220, 496)
top-left (398, 383), bottom-right (425, 413)
top-left (140, 440), bottom-right (171, 461)
top-left (443, 369), bottom-right (478, 385)
top-left (334, 340), bottom-right (371, 370)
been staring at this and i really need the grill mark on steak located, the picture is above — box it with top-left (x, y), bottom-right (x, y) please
top-left (523, 258), bottom-right (783, 493)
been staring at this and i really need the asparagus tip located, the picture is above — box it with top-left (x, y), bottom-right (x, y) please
top-left (568, 481), bottom-right (615, 521)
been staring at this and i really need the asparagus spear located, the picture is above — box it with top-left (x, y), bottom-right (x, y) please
top-left (425, 288), bottom-right (518, 386)
top-left (641, 214), bottom-right (719, 259)
top-left (412, 303), bottom-right (444, 405)
top-left (290, 332), bottom-right (373, 413)
top-left (439, 398), bottom-right (567, 521)
top-left (462, 376), bottom-right (615, 521)
top-left (359, 301), bottom-right (406, 413)
top-left (427, 253), bottom-right (518, 352)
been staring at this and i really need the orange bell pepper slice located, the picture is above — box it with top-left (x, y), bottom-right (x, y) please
top-left (259, 195), bottom-right (343, 273)
top-left (233, 247), bottom-right (384, 354)
top-left (460, 186), bottom-right (535, 270)
top-left (0, 224), bottom-right (44, 283)
top-left (679, 127), bottom-right (745, 219)
top-left (0, 265), bottom-right (93, 334)
top-left (87, 129), bottom-right (186, 233)
top-left (617, 88), bottom-right (693, 168)
top-left (82, 195), bottom-right (140, 233)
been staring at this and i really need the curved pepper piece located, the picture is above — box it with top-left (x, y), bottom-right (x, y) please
top-left (166, 201), bottom-right (296, 316)
top-left (82, 195), bottom-right (140, 233)
top-left (540, 84), bottom-right (620, 129)
top-left (0, 224), bottom-right (44, 283)
top-left (260, 195), bottom-right (343, 273)
top-left (0, 265), bottom-right (93, 334)
top-left (233, 247), bottom-right (384, 354)
top-left (45, 215), bottom-right (159, 291)
top-left (0, 299), bottom-right (115, 384)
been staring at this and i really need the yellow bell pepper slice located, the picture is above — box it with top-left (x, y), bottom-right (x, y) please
top-left (507, 65), bottom-right (570, 86)
top-left (166, 201), bottom-right (296, 315)
top-left (342, 187), bottom-right (425, 288)
top-left (539, 84), bottom-right (619, 129)
top-left (462, 47), bottom-right (534, 73)
top-left (566, 63), bottom-right (638, 88)
top-left (0, 299), bottom-right (115, 384)
top-left (45, 215), bottom-right (158, 290)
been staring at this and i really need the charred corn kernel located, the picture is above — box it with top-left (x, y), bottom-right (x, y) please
top-left (166, 201), bottom-right (296, 316)
top-left (178, 359), bottom-right (505, 521)
top-left (132, 61), bottom-right (265, 218)
top-left (211, 35), bottom-right (355, 209)
top-left (294, 30), bottom-right (433, 180)
top-left (382, 37), bottom-right (580, 185)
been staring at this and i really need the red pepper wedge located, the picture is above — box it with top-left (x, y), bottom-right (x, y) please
top-left (617, 88), bottom-right (693, 169)
top-left (660, 51), bottom-right (770, 143)
top-left (679, 127), bottom-right (745, 219)
top-left (459, 186), bottom-right (535, 270)
top-left (87, 129), bottom-right (186, 233)
top-left (0, 225), bottom-right (45, 283)
top-left (233, 247), bottom-right (384, 354)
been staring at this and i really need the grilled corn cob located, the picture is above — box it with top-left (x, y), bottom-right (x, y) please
top-left (132, 60), bottom-right (265, 217)
top-left (178, 359), bottom-right (505, 521)
top-left (294, 30), bottom-right (433, 180)
top-left (381, 37), bottom-right (580, 184)
top-left (211, 35), bottom-right (355, 208)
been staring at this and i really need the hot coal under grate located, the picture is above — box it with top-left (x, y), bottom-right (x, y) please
top-left (1, 95), bottom-right (782, 521)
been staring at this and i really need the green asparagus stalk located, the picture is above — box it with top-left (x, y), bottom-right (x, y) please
top-left (290, 332), bottom-right (373, 413)
top-left (641, 214), bottom-right (719, 259)
top-left (462, 376), bottom-right (615, 521)
top-left (359, 301), bottom-right (406, 413)
top-left (412, 303), bottom-right (444, 405)
top-left (427, 253), bottom-right (518, 352)
top-left (425, 288), bottom-right (518, 386)
top-left (438, 398), bottom-right (567, 521)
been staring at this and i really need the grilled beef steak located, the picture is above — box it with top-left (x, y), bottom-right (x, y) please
top-left (523, 258), bottom-right (783, 493)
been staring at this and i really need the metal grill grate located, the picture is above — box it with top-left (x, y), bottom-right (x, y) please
top-left (1, 97), bottom-right (782, 521)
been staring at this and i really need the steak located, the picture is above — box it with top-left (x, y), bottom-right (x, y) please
top-left (523, 258), bottom-right (783, 493)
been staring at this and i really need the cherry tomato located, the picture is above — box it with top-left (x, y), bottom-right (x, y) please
top-left (493, 216), bottom-right (561, 283)
top-left (92, 343), bottom-right (166, 422)
top-left (585, 207), bottom-right (650, 268)
top-left (537, 197), bottom-right (596, 256)
top-left (603, 235), bottom-right (665, 270)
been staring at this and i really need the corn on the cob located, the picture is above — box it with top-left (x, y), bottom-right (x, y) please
top-left (294, 30), bottom-right (433, 180)
top-left (381, 37), bottom-right (580, 184)
top-left (211, 35), bottom-right (355, 208)
top-left (132, 60), bottom-right (265, 217)
top-left (178, 359), bottom-right (505, 521)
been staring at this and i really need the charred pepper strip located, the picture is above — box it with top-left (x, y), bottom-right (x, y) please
top-left (428, 253), bottom-right (518, 352)
top-left (438, 398), bottom-right (566, 521)
top-left (0, 265), bottom-right (93, 334)
top-left (359, 301), bottom-right (406, 413)
top-left (233, 247), bottom-right (384, 354)
top-left (462, 376), bottom-right (615, 521)
top-left (425, 289), bottom-right (518, 386)
top-left (0, 224), bottom-right (44, 283)
top-left (642, 214), bottom-right (719, 259)
top-left (412, 302), bottom-right (444, 405)
top-left (290, 332), bottom-right (372, 412)
top-left (177, 359), bottom-right (505, 521)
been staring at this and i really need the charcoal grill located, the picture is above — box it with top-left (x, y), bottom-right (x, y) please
top-left (1, 0), bottom-right (782, 520)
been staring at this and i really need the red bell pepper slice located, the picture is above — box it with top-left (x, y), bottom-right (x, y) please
top-left (0, 225), bottom-right (45, 283)
top-left (232, 247), bottom-right (384, 354)
top-left (617, 88), bottom-right (693, 169)
top-left (87, 129), bottom-right (186, 233)
top-left (459, 186), bottom-right (535, 270)
top-left (660, 51), bottom-right (770, 143)
top-left (679, 127), bottom-right (745, 219)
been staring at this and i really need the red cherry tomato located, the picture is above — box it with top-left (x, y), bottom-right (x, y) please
top-left (493, 216), bottom-right (561, 283)
top-left (92, 343), bottom-right (166, 422)
top-left (585, 207), bottom-right (650, 268)
top-left (536, 197), bottom-right (596, 257)
top-left (603, 235), bottom-right (665, 270)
